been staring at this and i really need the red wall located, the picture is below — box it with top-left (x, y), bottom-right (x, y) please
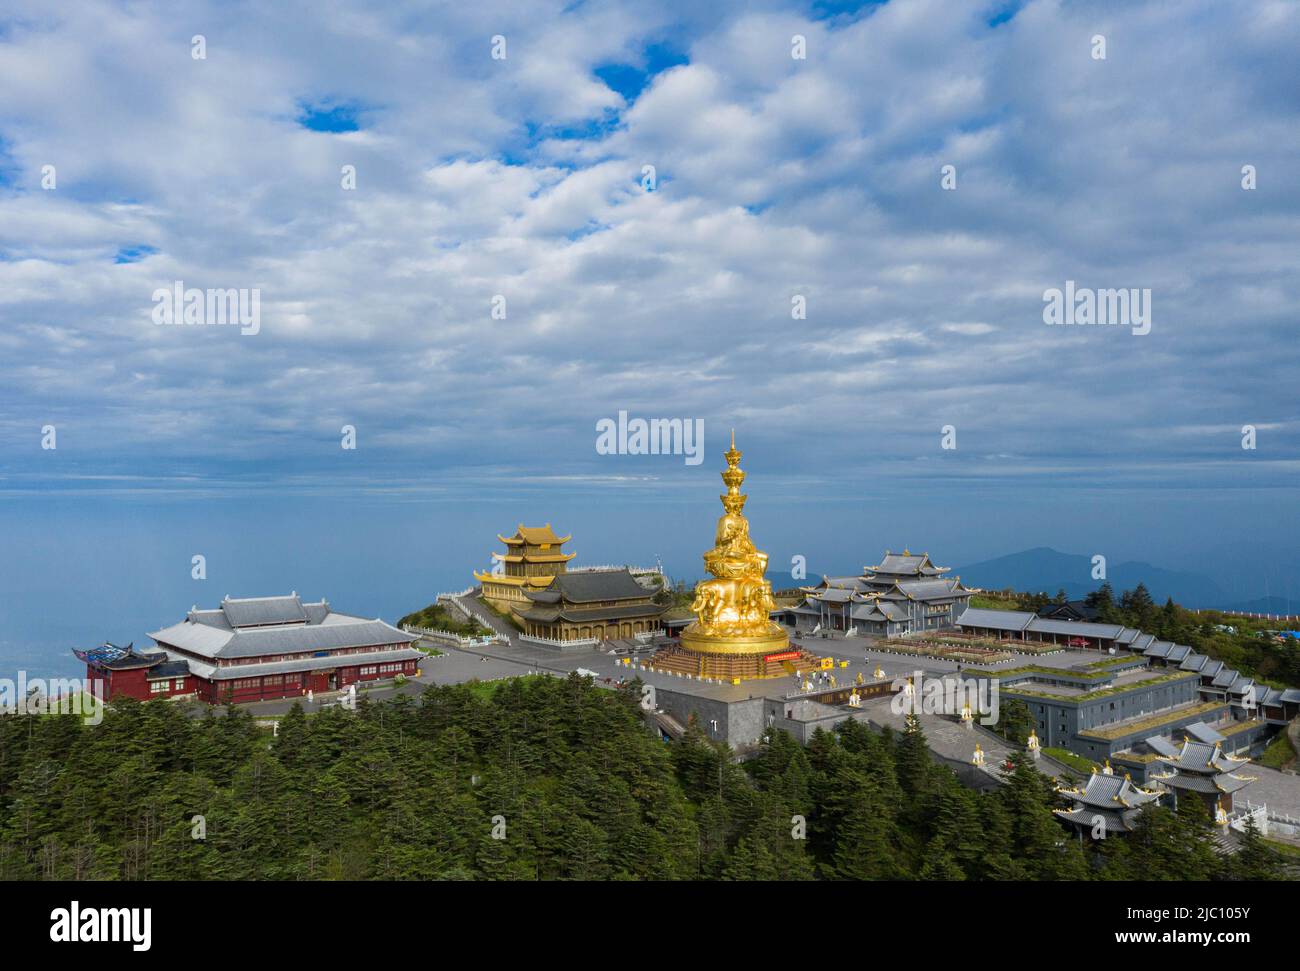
top-left (88, 665), bottom-right (195, 703)
top-left (95, 656), bottom-right (419, 705)
top-left (198, 659), bottom-right (419, 705)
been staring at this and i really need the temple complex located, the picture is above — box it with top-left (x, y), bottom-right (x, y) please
top-left (788, 551), bottom-right (972, 635)
top-left (517, 569), bottom-right (665, 642)
top-left (651, 433), bottom-right (822, 679)
top-left (474, 524), bottom-right (575, 611)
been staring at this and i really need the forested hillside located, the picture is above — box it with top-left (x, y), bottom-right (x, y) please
top-left (0, 675), bottom-right (1291, 880)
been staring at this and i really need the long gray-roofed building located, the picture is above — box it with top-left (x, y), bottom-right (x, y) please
top-left (140, 592), bottom-right (421, 704)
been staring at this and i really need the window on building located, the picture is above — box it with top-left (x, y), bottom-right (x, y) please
top-left (174, 679), bottom-right (185, 691)
top-left (150, 680), bottom-right (170, 694)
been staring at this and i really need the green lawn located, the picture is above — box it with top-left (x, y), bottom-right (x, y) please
top-left (1266, 839), bottom-right (1300, 860)
top-left (1257, 730), bottom-right (1297, 771)
top-left (969, 595), bottom-right (1023, 611)
top-left (398, 602), bottom-right (491, 637)
top-left (1043, 746), bottom-right (1097, 775)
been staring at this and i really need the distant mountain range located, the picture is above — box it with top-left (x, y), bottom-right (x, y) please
top-left (955, 547), bottom-right (1241, 611)
top-left (954, 548), bottom-right (1299, 614)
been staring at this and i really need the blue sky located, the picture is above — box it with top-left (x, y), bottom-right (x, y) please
top-left (1, 0), bottom-right (1299, 674)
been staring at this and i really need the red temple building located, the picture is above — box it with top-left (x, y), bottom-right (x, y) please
top-left (76, 593), bottom-right (421, 704)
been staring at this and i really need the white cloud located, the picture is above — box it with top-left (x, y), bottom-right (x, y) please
top-left (0, 0), bottom-right (1297, 492)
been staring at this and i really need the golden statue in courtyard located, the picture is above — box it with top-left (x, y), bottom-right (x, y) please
top-left (679, 432), bottom-right (789, 658)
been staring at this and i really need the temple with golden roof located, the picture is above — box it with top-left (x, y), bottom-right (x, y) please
top-left (474, 524), bottom-right (575, 611)
top-left (650, 433), bottom-right (823, 680)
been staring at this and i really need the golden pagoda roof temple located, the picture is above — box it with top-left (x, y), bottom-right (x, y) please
top-left (651, 433), bottom-right (823, 681)
top-left (474, 523), bottom-right (576, 611)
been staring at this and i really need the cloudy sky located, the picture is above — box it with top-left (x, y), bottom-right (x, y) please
top-left (1, 0), bottom-right (1299, 665)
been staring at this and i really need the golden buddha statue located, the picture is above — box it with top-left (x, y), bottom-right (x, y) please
top-left (679, 432), bottom-right (789, 660)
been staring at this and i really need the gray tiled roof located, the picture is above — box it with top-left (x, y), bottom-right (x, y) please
top-left (850, 601), bottom-right (910, 622)
top-left (1179, 653), bottom-right (1208, 672)
top-left (1211, 668), bottom-right (1241, 688)
top-left (821, 575), bottom-right (870, 590)
top-left (1145, 641), bottom-right (1173, 658)
top-left (1258, 687), bottom-right (1285, 707)
top-left (220, 594), bottom-right (309, 628)
top-left (1183, 721), bottom-right (1225, 745)
top-left (955, 608), bottom-right (1036, 631)
top-left (806, 587), bottom-right (855, 604)
top-left (1144, 735), bottom-right (1180, 757)
top-left (151, 610), bottom-right (414, 660)
top-left (523, 568), bottom-right (654, 604)
top-left (1055, 807), bottom-right (1140, 833)
top-left (1062, 772), bottom-right (1160, 810)
top-left (166, 646), bottom-right (424, 681)
top-left (1165, 645), bottom-right (1191, 663)
top-left (1157, 739), bottom-right (1245, 775)
top-left (1156, 771), bottom-right (1253, 795)
top-left (894, 578), bottom-right (965, 601)
top-left (146, 660), bottom-right (192, 680)
top-left (1281, 688), bottom-right (1300, 704)
top-left (869, 553), bottom-right (946, 576)
top-left (1027, 618), bottom-right (1125, 638)
top-left (1200, 660), bottom-right (1225, 679)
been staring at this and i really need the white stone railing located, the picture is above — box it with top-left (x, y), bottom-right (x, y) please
top-left (1228, 801), bottom-right (1271, 835)
top-left (1195, 609), bottom-right (1299, 622)
top-left (403, 624), bottom-right (505, 648)
top-left (569, 564), bottom-right (663, 575)
top-left (519, 633), bottom-right (598, 648)
top-left (435, 590), bottom-right (476, 621)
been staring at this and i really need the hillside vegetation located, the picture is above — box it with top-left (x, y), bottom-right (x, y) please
top-left (0, 676), bottom-right (1291, 881)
